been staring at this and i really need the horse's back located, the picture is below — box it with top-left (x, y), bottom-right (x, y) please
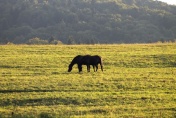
top-left (93, 55), bottom-right (102, 60)
top-left (77, 55), bottom-right (90, 65)
top-left (77, 55), bottom-right (102, 65)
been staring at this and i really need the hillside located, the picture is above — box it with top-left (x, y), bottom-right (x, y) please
top-left (1, 0), bottom-right (176, 44)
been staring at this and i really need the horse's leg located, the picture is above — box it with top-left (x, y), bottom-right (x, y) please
top-left (78, 64), bottom-right (82, 72)
top-left (87, 65), bottom-right (90, 72)
top-left (95, 65), bottom-right (98, 71)
top-left (88, 65), bottom-right (90, 72)
top-left (100, 63), bottom-right (103, 71)
top-left (80, 66), bottom-right (82, 72)
top-left (93, 65), bottom-right (95, 72)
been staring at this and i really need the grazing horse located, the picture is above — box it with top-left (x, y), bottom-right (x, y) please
top-left (68, 55), bottom-right (103, 72)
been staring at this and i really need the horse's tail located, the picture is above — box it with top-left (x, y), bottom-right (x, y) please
top-left (99, 57), bottom-right (103, 72)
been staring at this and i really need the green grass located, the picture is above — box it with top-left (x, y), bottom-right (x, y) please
top-left (0, 43), bottom-right (175, 118)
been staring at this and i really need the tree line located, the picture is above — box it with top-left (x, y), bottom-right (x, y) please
top-left (0, 0), bottom-right (176, 44)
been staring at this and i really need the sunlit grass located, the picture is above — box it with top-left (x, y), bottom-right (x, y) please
top-left (0, 43), bottom-right (175, 117)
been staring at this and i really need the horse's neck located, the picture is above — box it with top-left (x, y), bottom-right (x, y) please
top-left (70, 60), bottom-right (77, 67)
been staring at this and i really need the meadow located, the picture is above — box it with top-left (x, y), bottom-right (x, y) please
top-left (0, 43), bottom-right (175, 118)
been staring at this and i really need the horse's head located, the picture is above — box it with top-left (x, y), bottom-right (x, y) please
top-left (68, 64), bottom-right (72, 72)
top-left (68, 55), bottom-right (82, 72)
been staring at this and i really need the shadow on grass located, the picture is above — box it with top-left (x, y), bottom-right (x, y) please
top-left (0, 90), bottom-right (60, 93)
top-left (0, 97), bottom-right (86, 106)
top-left (0, 65), bottom-right (23, 69)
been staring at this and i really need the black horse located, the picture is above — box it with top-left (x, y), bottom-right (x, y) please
top-left (68, 55), bottom-right (103, 72)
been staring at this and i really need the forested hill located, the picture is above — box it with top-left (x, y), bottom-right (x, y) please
top-left (1, 0), bottom-right (176, 44)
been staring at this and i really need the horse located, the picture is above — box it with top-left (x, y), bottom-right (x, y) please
top-left (68, 55), bottom-right (103, 72)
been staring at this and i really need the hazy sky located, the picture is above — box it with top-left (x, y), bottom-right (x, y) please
top-left (157, 0), bottom-right (176, 5)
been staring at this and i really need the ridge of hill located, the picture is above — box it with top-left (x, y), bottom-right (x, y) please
top-left (1, 0), bottom-right (176, 44)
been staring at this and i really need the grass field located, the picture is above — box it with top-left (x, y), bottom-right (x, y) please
top-left (0, 43), bottom-right (175, 118)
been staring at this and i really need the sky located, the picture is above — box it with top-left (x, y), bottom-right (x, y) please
top-left (157, 0), bottom-right (176, 5)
